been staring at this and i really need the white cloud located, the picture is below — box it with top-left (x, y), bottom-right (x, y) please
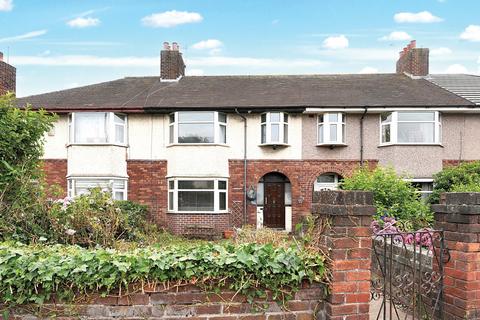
top-left (322, 35), bottom-right (349, 49)
top-left (379, 31), bottom-right (412, 41)
top-left (67, 17), bottom-right (100, 28)
top-left (445, 64), bottom-right (468, 74)
top-left (142, 10), bottom-right (203, 28)
top-left (0, 0), bottom-right (12, 11)
top-left (191, 39), bottom-right (223, 50)
top-left (431, 47), bottom-right (452, 56)
top-left (0, 29), bottom-right (47, 43)
top-left (460, 25), bottom-right (480, 42)
top-left (358, 67), bottom-right (379, 74)
top-left (394, 11), bottom-right (443, 23)
top-left (187, 69), bottom-right (204, 76)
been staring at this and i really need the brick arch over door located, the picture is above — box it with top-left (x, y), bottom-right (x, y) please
top-left (228, 159), bottom-right (378, 228)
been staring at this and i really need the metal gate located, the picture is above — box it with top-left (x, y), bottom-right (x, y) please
top-left (370, 230), bottom-right (450, 320)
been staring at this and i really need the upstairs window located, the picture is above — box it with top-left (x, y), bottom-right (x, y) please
top-left (69, 112), bottom-right (127, 144)
top-left (381, 111), bottom-right (441, 144)
top-left (169, 112), bottom-right (226, 144)
top-left (317, 113), bottom-right (345, 145)
top-left (261, 112), bottom-right (288, 145)
top-left (168, 178), bottom-right (227, 212)
top-left (67, 178), bottom-right (127, 200)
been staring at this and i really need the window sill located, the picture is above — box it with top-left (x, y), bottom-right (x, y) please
top-left (167, 143), bottom-right (229, 148)
top-left (259, 143), bottom-right (290, 148)
top-left (378, 143), bottom-right (443, 148)
top-left (316, 143), bottom-right (347, 147)
top-left (67, 143), bottom-right (128, 148)
top-left (167, 211), bottom-right (229, 215)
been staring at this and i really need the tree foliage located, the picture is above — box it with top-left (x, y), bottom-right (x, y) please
top-left (341, 166), bottom-right (433, 231)
top-left (430, 161), bottom-right (480, 203)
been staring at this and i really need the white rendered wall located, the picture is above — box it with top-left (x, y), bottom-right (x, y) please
top-left (42, 114), bottom-right (68, 159)
top-left (67, 145), bottom-right (128, 178)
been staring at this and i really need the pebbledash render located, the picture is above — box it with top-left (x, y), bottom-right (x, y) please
top-left (8, 40), bottom-right (480, 236)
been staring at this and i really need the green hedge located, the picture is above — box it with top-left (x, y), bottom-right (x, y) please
top-left (0, 242), bottom-right (326, 306)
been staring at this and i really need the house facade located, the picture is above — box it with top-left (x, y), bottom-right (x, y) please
top-left (8, 41), bottom-right (480, 236)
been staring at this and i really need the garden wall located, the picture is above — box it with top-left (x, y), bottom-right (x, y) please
top-left (7, 283), bottom-right (326, 320)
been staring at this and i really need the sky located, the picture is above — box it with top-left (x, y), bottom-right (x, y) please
top-left (0, 0), bottom-right (479, 97)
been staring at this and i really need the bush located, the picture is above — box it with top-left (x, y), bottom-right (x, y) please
top-left (430, 161), bottom-right (480, 203)
top-left (341, 166), bottom-right (433, 231)
top-left (48, 188), bottom-right (157, 247)
top-left (0, 242), bottom-right (326, 306)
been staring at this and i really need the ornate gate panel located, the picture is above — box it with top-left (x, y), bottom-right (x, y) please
top-left (370, 230), bottom-right (449, 320)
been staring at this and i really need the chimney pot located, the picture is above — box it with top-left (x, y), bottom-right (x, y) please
top-left (0, 52), bottom-right (3, 62)
top-left (172, 42), bottom-right (179, 51)
top-left (163, 42), bottom-right (170, 50)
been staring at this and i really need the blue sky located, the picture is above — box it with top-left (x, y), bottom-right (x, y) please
top-left (1, 0), bottom-right (479, 97)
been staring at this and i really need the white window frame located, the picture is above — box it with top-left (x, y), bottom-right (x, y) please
top-left (405, 178), bottom-right (434, 200)
top-left (67, 177), bottom-right (128, 200)
top-left (167, 178), bottom-right (228, 213)
top-left (314, 173), bottom-right (341, 191)
top-left (260, 112), bottom-right (289, 145)
top-left (380, 111), bottom-right (441, 145)
top-left (317, 113), bottom-right (346, 145)
top-left (68, 112), bottom-right (127, 145)
top-left (169, 111), bottom-right (227, 145)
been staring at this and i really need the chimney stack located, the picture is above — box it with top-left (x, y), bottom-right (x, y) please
top-left (161, 41), bottom-right (185, 81)
top-left (396, 40), bottom-right (429, 77)
top-left (0, 51), bottom-right (16, 95)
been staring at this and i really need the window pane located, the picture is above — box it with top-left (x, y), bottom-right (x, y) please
top-left (261, 124), bottom-right (266, 144)
top-left (115, 124), bottom-right (125, 144)
top-left (219, 192), bottom-right (226, 210)
top-left (318, 124), bottom-right (324, 143)
top-left (168, 192), bottom-right (174, 210)
top-left (218, 113), bottom-right (227, 123)
top-left (271, 124), bottom-right (280, 142)
top-left (256, 182), bottom-right (264, 205)
top-left (270, 113), bottom-right (281, 122)
top-left (169, 113), bottom-right (175, 123)
top-left (285, 183), bottom-right (292, 206)
top-left (178, 191), bottom-right (214, 211)
top-left (169, 125), bottom-right (174, 144)
top-left (178, 112), bottom-right (214, 122)
top-left (283, 114), bottom-right (288, 123)
top-left (398, 112), bottom-right (435, 122)
top-left (113, 180), bottom-right (125, 189)
top-left (284, 124), bottom-right (288, 143)
top-left (169, 180), bottom-right (174, 189)
top-left (330, 124), bottom-right (337, 142)
top-left (114, 114), bottom-right (125, 124)
top-left (381, 112), bottom-right (392, 123)
top-left (178, 123), bottom-right (214, 143)
top-left (74, 113), bottom-right (108, 143)
top-left (398, 123), bottom-right (435, 143)
top-left (178, 180), bottom-right (214, 189)
top-left (341, 124), bottom-right (346, 143)
top-left (318, 174), bottom-right (336, 183)
top-left (114, 191), bottom-right (124, 200)
top-left (261, 114), bottom-right (266, 123)
top-left (318, 115), bottom-right (324, 123)
top-left (218, 181), bottom-right (227, 190)
top-left (219, 125), bottom-right (226, 143)
top-left (382, 124), bottom-right (391, 143)
top-left (328, 113), bottom-right (338, 122)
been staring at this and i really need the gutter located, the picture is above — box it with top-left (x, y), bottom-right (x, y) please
top-left (235, 108), bottom-right (248, 225)
top-left (360, 107), bottom-right (368, 166)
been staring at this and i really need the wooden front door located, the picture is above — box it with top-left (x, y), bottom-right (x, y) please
top-left (263, 182), bottom-right (285, 229)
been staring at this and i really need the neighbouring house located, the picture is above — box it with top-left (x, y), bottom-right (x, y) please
top-left (8, 40), bottom-right (480, 236)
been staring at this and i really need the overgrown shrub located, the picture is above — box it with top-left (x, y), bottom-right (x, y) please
top-left (341, 166), bottom-right (433, 231)
top-left (430, 161), bottom-right (480, 203)
top-left (0, 94), bottom-right (57, 242)
top-left (0, 242), bottom-right (326, 306)
top-left (48, 188), bottom-right (157, 247)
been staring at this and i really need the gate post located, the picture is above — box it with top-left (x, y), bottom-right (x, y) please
top-left (432, 193), bottom-right (480, 320)
top-left (312, 191), bottom-right (375, 320)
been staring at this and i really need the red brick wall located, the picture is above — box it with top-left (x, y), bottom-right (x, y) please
top-left (0, 60), bottom-right (16, 95)
top-left (127, 160), bottom-right (168, 225)
top-left (42, 159), bottom-right (67, 196)
top-left (443, 159), bottom-right (476, 167)
top-left (168, 213), bottom-right (230, 238)
top-left (229, 159), bottom-right (377, 228)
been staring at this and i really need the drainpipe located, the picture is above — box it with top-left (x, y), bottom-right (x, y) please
top-left (360, 107), bottom-right (368, 166)
top-left (235, 108), bottom-right (247, 225)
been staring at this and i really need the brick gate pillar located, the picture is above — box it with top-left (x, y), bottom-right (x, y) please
top-left (432, 193), bottom-right (480, 320)
top-left (312, 191), bottom-right (375, 320)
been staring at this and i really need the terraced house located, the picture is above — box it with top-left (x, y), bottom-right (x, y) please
top-left (5, 41), bottom-right (480, 236)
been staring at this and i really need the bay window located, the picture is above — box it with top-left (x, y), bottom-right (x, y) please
top-left (261, 112), bottom-right (288, 145)
top-left (69, 112), bottom-right (127, 144)
top-left (169, 111), bottom-right (227, 144)
top-left (67, 178), bottom-right (127, 200)
top-left (168, 178), bottom-right (227, 213)
top-left (381, 111), bottom-right (441, 144)
top-left (317, 113), bottom-right (345, 145)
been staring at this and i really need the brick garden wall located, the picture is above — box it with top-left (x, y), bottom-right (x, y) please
top-left (9, 284), bottom-right (326, 320)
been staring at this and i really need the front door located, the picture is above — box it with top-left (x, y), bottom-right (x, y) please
top-left (263, 182), bottom-right (285, 229)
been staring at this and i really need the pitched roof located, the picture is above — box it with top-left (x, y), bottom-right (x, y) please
top-left (427, 74), bottom-right (480, 105)
top-left (16, 73), bottom-right (474, 112)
